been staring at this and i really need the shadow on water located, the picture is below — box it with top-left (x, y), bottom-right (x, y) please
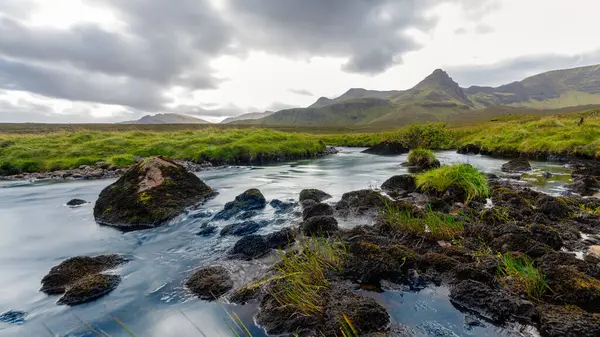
top-left (0, 149), bottom-right (563, 336)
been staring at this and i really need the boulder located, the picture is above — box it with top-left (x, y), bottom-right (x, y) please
top-left (457, 144), bottom-right (481, 155)
top-left (265, 228), bottom-right (296, 249)
top-left (269, 199), bottom-right (296, 213)
top-left (213, 189), bottom-right (266, 221)
top-left (336, 189), bottom-right (386, 215)
top-left (66, 199), bottom-right (88, 207)
top-left (94, 157), bottom-right (216, 230)
top-left (196, 224), bottom-right (217, 236)
top-left (501, 158), bottom-right (532, 173)
top-left (185, 266), bottom-right (233, 300)
top-left (57, 274), bottom-right (121, 306)
top-left (302, 202), bottom-right (334, 220)
top-left (299, 189), bottom-right (332, 203)
top-left (301, 216), bottom-right (338, 236)
top-left (362, 141), bottom-right (409, 156)
top-left (220, 220), bottom-right (267, 236)
top-left (381, 175), bottom-right (416, 193)
top-left (229, 235), bottom-right (271, 260)
top-left (40, 255), bottom-right (126, 295)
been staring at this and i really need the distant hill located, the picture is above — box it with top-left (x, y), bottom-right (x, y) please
top-left (120, 113), bottom-right (210, 124)
top-left (247, 64), bottom-right (600, 126)
top-left (221, 111), bottom-right (275, 124)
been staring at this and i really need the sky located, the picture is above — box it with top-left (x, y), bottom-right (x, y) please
top-left (0, 0), bottom-right (599, 123)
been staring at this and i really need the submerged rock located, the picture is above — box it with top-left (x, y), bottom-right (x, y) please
top-left (299, 189), bottom-right (332, 203)
top-left (269, 199), bottom-right (296, 213)
top-left (220, 220), bottom-right (266, 236)
top-left (302, 202), bottom-right (334, 220)
top-left (196, 223), bottom-right (218, 236)
top-left (213, 189), bottom-right (266, 221)
top-left (0, 310), bottom-right (26, 325)
top-left (381, 175), bottom-right (416, 194)
top-left (229, 235), bottom-right (271, 260)
top-left (66, 199), bottom-right (88, 207)
top-left (362, 141), bottom-right (409, 156)
top-left (185, 266), bottom-right (233, 300)
top-left (501, 158), bottom-right (532, 173)
top-left (40, 255), bottom-right (126, 295)
top-left (301, 216), bottom-right (338, 236)
top-left (94, 157), bottom-right (216, 230)
top-left (58, 274), bottom-right (121, 306)
top-left (336, 189), bottom-right (387, 216)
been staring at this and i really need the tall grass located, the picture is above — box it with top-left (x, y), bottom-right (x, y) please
top-left (382, 203), bottom-right (465, 239)
top-left (497, 253), bottom-right (550, 301)
top-left (407, 148), bottom-right (438, 168)
top-left (415, 164), bottom-right (489, 203)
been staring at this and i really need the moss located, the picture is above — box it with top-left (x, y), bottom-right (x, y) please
top-left (139, 191), bottom-right (152, 203)
top-left (416, 164), bottom-right (489, 203)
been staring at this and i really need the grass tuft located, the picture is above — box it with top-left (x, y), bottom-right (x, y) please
top-left (407, 148), bottom-right (438, 168)
top-left (415, 164), bottom-right (489, 203)
top-left (497, 253), bottom-right (550, 301)
top-left (382, 203), bottom-right (465, 240)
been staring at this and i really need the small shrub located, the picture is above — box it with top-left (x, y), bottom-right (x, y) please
top-left (407, 148), bottom-right (440, 169)
top-left (416, 164), bottom-right (489, 203)
top-left (498, 253), bottom-right (550, 300)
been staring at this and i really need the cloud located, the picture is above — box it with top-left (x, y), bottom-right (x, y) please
top-left (475, 24), bottom-right (494, 34)
top-left (288, 88), bottom-right (314, 96)
top-left (170, 104), bottom-right (246, 118)
top-left (454, 27), bottom-right (468, 35)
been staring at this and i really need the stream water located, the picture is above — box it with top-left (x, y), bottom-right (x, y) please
top-left (0, 149), bottom-right (572, 337)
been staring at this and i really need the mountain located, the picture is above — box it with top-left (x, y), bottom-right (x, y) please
top-left (220, 111), bottom-right (276, 124)
top-left (309, 88), bottom-right (401, 108)
top-left (121, 113), bottom-right (210, 124)
top-left (248, 64), bottom-right (600, 127)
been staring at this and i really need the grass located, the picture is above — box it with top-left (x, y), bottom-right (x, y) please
top-left (382, 203), bottom-right (465, 240)
top-left (497, 253), bottom-right (550, 301)
top-left (415, 164), bottom-right (489, 204)
top-left (407, 148), bottom-right (438, 167)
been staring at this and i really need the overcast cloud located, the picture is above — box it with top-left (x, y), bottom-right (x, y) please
top-left (0, 0), bottom-right (599, 122)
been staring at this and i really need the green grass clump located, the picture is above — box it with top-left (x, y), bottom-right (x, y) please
top-left (416, 164), bottom-right (489, 203)
top-left (498, 253), bottom-right (550, 300)
top-left (407, 148), bottom-right (438, 167)
top-left (382, 203), bottom-right (465, 240)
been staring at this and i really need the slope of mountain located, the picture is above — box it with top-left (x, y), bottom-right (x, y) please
top-left (391, 69), bottom-right (472, 107)
top-left (121, 113), bottom-right (210, 124)
top-left (309, 88), bottom-right (401, 108)
top-left (220, 111), bottom-right (275, 124)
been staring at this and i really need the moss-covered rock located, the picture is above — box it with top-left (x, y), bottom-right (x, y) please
top-left (344, 241), bottom-right (417, 285)
top-left (185, 266), bottom-right (233, 300)
top-left (299, 189), bottom-right (332, 203)
top-left (229, 235), bottom-right (271, 260)
top-left (301, 216), bottom-right (338, 236)
top-left (543, 265), bottom-right (600, 312)
top-left (302, 202), bottom-right (334, 220)
top-left (501, 158), bottom-right (532, 173)
top-left (213, 189), bottom-right (266, 220)
top-left (380, 175), bottom-right (416, 194)
top-left (40, 255), bottom-right (126, 295)
top-left (94, 157), bottom-right (216, 230)
top-left (57, 274), bottom-right (121, 306)
top-left (336, 189), bottom-right (387, 216)
top-left (537, 304), bottom-right (600, 337)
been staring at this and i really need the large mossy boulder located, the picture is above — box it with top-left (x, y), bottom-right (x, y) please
top-left (94, 157), bottom-right (216, 230)
top-left (40, 255), bottom-right (127, 305)
top-left (299, 189), bottom-right (331, 203)
top-left (213, 189), bottom-right (266, 220)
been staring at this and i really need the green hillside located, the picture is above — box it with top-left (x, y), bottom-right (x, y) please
top-left (121, 113), bottom-right (210, 124)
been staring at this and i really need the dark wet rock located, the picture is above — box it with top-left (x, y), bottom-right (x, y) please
top-left (300, 199), bottom-right (319, 209)
top-left (269, 199), bottom-right (295, 213)
top-left (265, 227), bottom-right (296, 249)
top-left (301, 216), bottom-right (338, 236)
top-left (40, 255), bottom-right (126, 295)
top-left (490, 227), bottom-right (553, 258)
top-left (94, 157), bottom-right (216, 230)
top-left (321, 287), bottom-right (390, 336)
top-left (256, 293), bottom-right (317, 335)
top-left (191, 210), bottom-right (212, 219)
top-left (303, 202), bottom-right (334, 220)
top-left (457, 144), bottom-right (481, 155)
top-left (57, 274), bottom-right (121, 305)
top-left (236, 210), bottom-right (258, 220)
top-left (362, 141), bottom-right (409, 156)
top-left (501, 158), bottom-right (532, 173)
top-left (538, 304), bottom-right (600, 337)
top-left (535, 195), bottom-right (571, 219)
top-left (529, 224), bottom-right (563, 250)
top-left (213, 189), bottom-right (266, 221)
top-left (451, 261), bottom-right (496, 285)
top-left (185, 266), bottom-right (233, 300)
top-left (537, 251), bottom-right (600, 280)
top-left (0, 310), bottom-right (26, 325)
top-left (543, 264), bottom-right (600, 312)
top-left (419, 252), bottom-right (459, 273)
top-left (66, 199), bottom-right (87, 207)
top-left (220, 220), bottom-right (266, 236)
top-left (381, 175), bottom-right (416, 194)
top-left (196, 223), bottom-right (217, 236)
top-left (569, 160), bottom-right (600, 196)
top-left (450, 280), bottom-right (536, 323)
top-left (336, 189), bottom-right (387, 215)
top-left (229, 235), bottom-right (271, 260)
top-left (299, 189), bottom-right (332, 203)
top-left (541, 171), bottom-right (553, 179)
top-left (228, 284), bottom-right (262, 305)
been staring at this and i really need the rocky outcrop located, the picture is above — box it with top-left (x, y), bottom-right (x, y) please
top-left (501, 158), bottom-right (532, 173)
top-left (185, 266), bottom-right (233, 300)
top-left (362, 141), bottom-right (409, 155)
top-left (94, 157), bottom-right (216, 231)
top-left (299, 189), bottom-right (332, 203)
top-left (213, 189), bottom-right (266, 221)
top-left (40, 255), bottom-right (127, 305)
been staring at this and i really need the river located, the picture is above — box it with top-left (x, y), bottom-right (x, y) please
top-left (0, 149), bottom-right (572, 336)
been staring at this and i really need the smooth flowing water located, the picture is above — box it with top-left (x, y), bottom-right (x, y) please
top-left (0, 149), bottom-right (571, 337)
